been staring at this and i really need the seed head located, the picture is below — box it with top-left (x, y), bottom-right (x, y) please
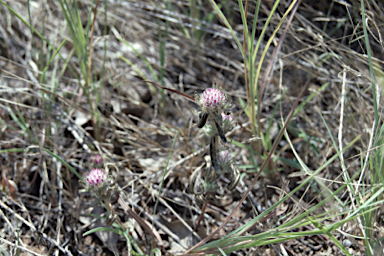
top-left (200, 88), bottom-right (225, 109)
top-left (86, 169), bottom-right (106, 187)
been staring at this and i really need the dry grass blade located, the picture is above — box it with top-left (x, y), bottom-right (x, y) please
top-left (0, 0), bottom-right (382, 254)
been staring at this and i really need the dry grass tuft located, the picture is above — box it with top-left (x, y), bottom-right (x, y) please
top-left (0, 0), bottom-right (383, 255)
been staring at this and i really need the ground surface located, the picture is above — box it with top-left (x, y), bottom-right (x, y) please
top-left (0, 0), bottom-right (383, 255)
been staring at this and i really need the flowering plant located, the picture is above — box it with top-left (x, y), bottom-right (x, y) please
top-left (190, 87), bottom-right (240, 200)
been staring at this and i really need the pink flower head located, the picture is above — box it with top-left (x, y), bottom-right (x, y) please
top-left (218, 150), bottom-right (231, 165)
top-left (200, 88), bottom-right (225, 109)
top-left (91, 155), bottom-right (103, 164)
top-left (65, 85), bottom-right (73, 91)
top-left (86, 169), bottom-right (106, 187)
top-left (221, 112), bottom-right (233, 121)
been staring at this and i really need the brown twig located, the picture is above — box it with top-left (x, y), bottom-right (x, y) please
top-left (194, 201), bottom-right (207, 232)
top-left (118, 196), bottom-right (163, 250)
top-left (140, 79), bottom-right (196, 103)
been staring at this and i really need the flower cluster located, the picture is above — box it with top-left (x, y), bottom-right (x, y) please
top-left (221, 112), bottom-right (235, 131)
top-left (81, 165), bottom-right (121, 203)
top-left (221, 112), bottom-right (233, 121)
top-left (86, 168), bottom-right (106, 187)
top-left (91, 155), bottom-right (103, 165)
top-left (199, 88), bottom-right (225, 109)
top-left (218, 150), bottom-right (231, 166)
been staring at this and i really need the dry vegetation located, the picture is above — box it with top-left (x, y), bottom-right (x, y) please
top-left (1, 0), bottom-right (384, 255)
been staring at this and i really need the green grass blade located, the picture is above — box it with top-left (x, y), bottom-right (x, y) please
top-left (208, 0), bottom-right (246, 62)
top-left (196, 135), bottom-right (361, 252)
top-left (293, 82), bottom-right (329, 118)
top-left (308, 217), bottom-right (351, 256)
top-left (40, 39), bottom-right (67, 84)
top-left (250, 0), bottom-right (282, 66)
top-left (252, 0), bottom-right (296, 99)
top-left (360, 0), bottom-right (378, 129)
top-left (237, 0), bottom-right (249, 50)
top-left (43, 148), bottom-right (82, 181)
top-left (250, 0), bottom-right (261, 52)
top-left (83, 227), bottom-right (124, 236)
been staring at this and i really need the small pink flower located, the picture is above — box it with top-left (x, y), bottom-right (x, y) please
top-left (218, 150), bottom-right (231, 165)
top-left (91, 155), bottom-right (103, 164)
top-left (65, 85), bottom-right (73, 92)
top-left (200, 88), bottom-right (225, 109)
top-left (86, 169), bottom-right (106, 187)
top-left (221, 112), bottom-right (233, 121)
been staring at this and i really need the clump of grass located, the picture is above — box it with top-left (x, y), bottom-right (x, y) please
top-left (0, 0), bottom-right (383, 255)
